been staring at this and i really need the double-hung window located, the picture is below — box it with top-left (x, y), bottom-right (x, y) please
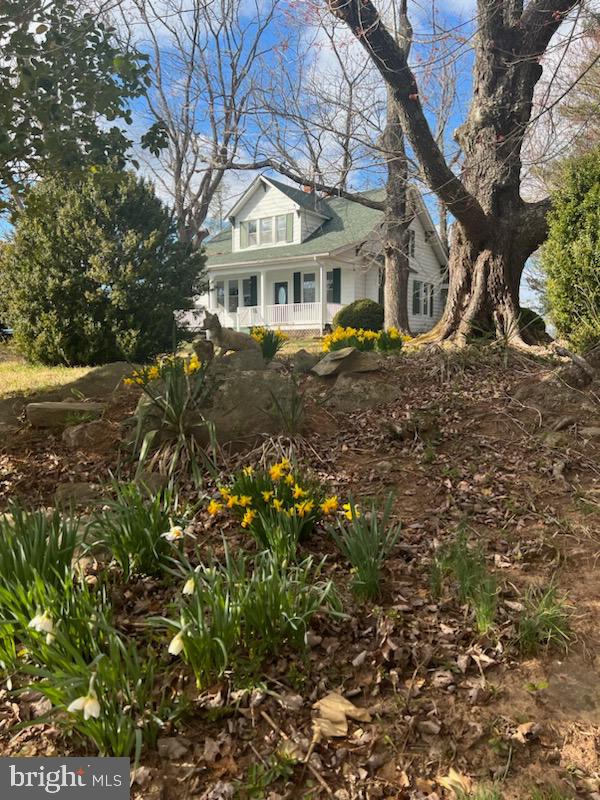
top-left (303, 272), bottom-right (316, 303)
top-left (413, 280), bottom-right (435, 316)
top-left (240, 214), bottom-right (294, 249)
top-left (260, 217), bottom-right (273, 244)
top-left (275, 213), bottom-right (294, 243)
top-left (408, 229), bottom-right (416, 258)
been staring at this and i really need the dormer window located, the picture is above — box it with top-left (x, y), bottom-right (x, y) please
top-left (240, 213), bottom-right (294, 249)
top-left (260, 217), bottom-right (273, 244)
top-left (276, 213), bottom-right (293, 243)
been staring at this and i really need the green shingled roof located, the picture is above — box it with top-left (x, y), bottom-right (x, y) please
top-left (205, 188), bottom-right (385, 267)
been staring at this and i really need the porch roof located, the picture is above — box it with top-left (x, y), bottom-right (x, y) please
top-left (205, 189), bottom-right (385, 268)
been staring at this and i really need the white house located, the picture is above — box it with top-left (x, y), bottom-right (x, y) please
top-left (197, 174), bottom-right (448, 333)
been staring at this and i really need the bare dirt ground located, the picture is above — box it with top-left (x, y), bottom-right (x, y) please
top-left (1, 345), bottom-right (600, 799)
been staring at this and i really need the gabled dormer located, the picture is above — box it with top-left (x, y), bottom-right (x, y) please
top-left (227, 175), bottom-right (330, 253)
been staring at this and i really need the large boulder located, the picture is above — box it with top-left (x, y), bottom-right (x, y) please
top-left (291, 348), bottom-right (320, 374)
top-left (62, 419), bottom-right (120, 452)
top-left (201, 370), bottom-right (294, 445)
top-left (327, 373), bottom-right (400, 411)
top-left (132, 370), bottom-right (294, 447)
top-left (215, 350), bottom-right (266, 372)
top-left (27, 401), bottom-right (105, 429)
top-left (311, 347), bottom-right (383, 377)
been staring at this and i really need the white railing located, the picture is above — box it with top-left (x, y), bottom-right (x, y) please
top-left (208, 302), bottom-right (343, 330)
top-left (236, 306), bottom-right (264, 328)
top-left (266, 302), bottom-right (322, 327)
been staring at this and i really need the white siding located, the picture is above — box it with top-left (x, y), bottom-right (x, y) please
top-left (407, 215), bottom-right (447, 333)
top-left (364, 266), bottom-right (380, 303)
top-left (232, 182), bottom-right (298, 252)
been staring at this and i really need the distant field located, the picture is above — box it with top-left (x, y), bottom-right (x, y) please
top-left (0, 345), bottom-right (92, 400)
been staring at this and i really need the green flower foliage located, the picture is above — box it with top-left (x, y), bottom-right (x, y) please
top-left (0, 0), bottom-right (149, 210)
top-left (0, 169), bottom-right (206, 365)
top-left (541, 148), bottom-right (600, 353)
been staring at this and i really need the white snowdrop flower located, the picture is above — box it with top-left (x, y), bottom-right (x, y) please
top-left (28, 611), bottom-right (54, 635)
top-left (168, 632), bottom-right (185, 656)
top-left (182, 577), bottom-right (195, 595)
top-left (67, 692), bottom-right (101, 720)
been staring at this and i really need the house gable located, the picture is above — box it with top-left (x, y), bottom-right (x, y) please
top-left (228, 176), bottom-right (329, 253)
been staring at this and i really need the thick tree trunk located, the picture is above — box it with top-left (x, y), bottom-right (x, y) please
top-left (383, 89), bottom-right (411, 333)
top-left (327, 0), bottom-right (579, 346)
top-left (431, 222), bottom-right (527, 344)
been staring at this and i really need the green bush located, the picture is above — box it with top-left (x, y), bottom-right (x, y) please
top-left (541, 148), bottom-right (600, 352)
top-left (332, 299), bottom-right (384, 332)
top-left (519, 307), bottom-right (547, 341)
top-left (0, 168), bottom-right (205, 365)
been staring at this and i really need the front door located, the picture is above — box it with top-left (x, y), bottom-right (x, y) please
top-left (274, 282), bottom-right (288, 305)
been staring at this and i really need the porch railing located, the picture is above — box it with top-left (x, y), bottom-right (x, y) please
top-left (206, 302), bottom-right (343, 330)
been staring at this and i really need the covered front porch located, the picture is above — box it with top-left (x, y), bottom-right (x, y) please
top-left (204, 261), bottom-right (344, 331)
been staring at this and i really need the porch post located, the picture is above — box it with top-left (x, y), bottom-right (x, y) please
top-left (259, 271), bottom-right (266, 325)
top-left (319, 262), bottom-right (327, 334)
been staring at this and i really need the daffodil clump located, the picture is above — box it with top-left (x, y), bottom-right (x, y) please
top-left (123, 353), bottom-right (202, 386)
top-left (250, 326), bottom-right (288, 361)
top-left (207, 460), bottom-right (351, 548)
top-left (322, 326), bottom-right (407, 353)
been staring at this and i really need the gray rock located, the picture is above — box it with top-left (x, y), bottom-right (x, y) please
top-left (27, 401), bottom-right (105, 429)
top-left (291, 348), bottom-right (320, 373)
top-left (62, 419), bottom-right (119, 451)
top-left (55, 482), bottom-right (104, 507)
top-left (202, 370), bottom-right (294, 445)
top-left (311, 347), bottom-right (382, 377)
top-left (131, 369), bottom-right (295, 447)
top-left (327, 373), bottom-right (399, 411)
top-left (216, 349), bottom-right (266, 372)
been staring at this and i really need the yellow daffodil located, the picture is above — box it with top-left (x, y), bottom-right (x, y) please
top-left (168, 632), bottom-right (185, 656)
top-left (238, 495), bottom-right (252, 508)
top-left (295, 500), bottom-right (315, 517)
top-left (272, 498), bottom-right (284, 512)
top-left (67, 691), bottom-right (101, 720)
top-left (292, 483), bottom-right (307, 499)
top-left (243, 465), bottom-right (254, 476)
top-left (219, 487), bottom-right (231, 500)
top-left (186, 355), bottom-right (201, 374)
top-left (262, 490), bottom-right (274, 502)
top-left (226, 495), bottom-right (239, 508)
top-left (207, 499), bottom-right (223, 516)
top-left (147, 365), bottom-right (160, 380)
top-left (284, 473), bottom-right (295, 486)
top-left (320, 496), bottom-right (339, 514)
top-left (269, 463), bottom-right (285, 481)
top-left (241, 509), bottom-right (256, 528)
top-left (342, 502), bottom-right (360, 521)
top-left (123, 377), bottom-right (134, 386)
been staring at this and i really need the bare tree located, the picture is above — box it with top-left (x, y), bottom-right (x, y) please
top-left (327, 0), bottom-right (588, 345)
top-left (113, 0), bottom-right (279, 248)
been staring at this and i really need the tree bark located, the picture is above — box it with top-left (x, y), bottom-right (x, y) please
top-left (328, 0), bottom-right (581, 344)
top-left (382, 88), bottom-right (411, 332)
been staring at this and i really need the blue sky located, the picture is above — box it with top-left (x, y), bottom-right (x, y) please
top-left (4, 0), bottom-right (557, 310)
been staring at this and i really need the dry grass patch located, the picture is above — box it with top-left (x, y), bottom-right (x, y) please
top-left (0, 345), bottom-right (92, 399)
